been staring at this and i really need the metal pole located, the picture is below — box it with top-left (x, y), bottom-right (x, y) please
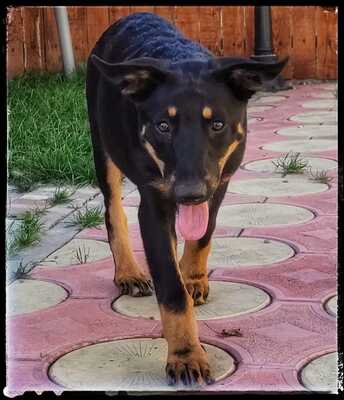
top-left (251, 6), bottom-right (292, 91)
top-left (54, 6), bottom-right (76, 77)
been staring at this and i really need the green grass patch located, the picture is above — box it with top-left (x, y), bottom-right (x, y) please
top-left (49, 186), bottom-right (74, 206)
top-left (8, 66), bottom-right (97, 190)
top-left (8, 211), bottom-right (44, 255)
top-left (308, 169), bottom-right (334, 184)
top-left (272, 152), bottom-right (309, 177)
top-left (66, 204), bottom-right (104, 229)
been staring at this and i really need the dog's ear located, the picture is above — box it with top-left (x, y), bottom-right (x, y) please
top-left (91, 54), bottom-right (172, 101)
top-left (211, 57), bottom-right (289, 101)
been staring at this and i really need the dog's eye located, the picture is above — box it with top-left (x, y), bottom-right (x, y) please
top-left (157, 121), bottom-right (170, 133)
top-left (211, 120), bottom-right (225, 132)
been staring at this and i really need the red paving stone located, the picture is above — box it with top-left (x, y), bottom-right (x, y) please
top-left (6, 84), bottom-right (337, 394)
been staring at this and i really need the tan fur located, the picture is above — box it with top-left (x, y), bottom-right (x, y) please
top-left (168, 106), bottom-right (177, 117)
top-left (105, 158), bottom-right (147, 283)
top-left (180, 241), bottom-right (211, 305)
top-left (218, 122), bottom-right (246, 174)
top-left (143, 141), bottom-right (165, 177)
top-left (202, 106), bottom-right (213, 119)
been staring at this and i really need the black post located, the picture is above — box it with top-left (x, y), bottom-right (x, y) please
top-left (251, 6), bottom-right (292, 91)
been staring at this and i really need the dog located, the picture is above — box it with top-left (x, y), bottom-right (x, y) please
top-left (86, 12), bottom-right (287, 386)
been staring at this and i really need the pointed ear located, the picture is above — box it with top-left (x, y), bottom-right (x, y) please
top-left (90, 54), bottom-right (172, 101)
top-left (212, 57), bottom-right (289, 100)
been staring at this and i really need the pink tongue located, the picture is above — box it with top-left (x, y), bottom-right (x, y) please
top-left (177, 202), bottom-right (209, 240)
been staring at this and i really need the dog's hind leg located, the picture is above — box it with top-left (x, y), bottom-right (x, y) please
top-left (179, 181), bottom-right (229, 305)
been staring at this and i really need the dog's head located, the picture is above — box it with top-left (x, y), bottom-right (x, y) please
top-left (92, 55), bottom-right (287, 206)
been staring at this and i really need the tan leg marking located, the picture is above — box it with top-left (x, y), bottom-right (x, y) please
top-left (180, 241), bottom-right (211, 306)
top-left (106, 158), bottom-right (153, 296)
top-left (161, 297), bottom-right (213, 385)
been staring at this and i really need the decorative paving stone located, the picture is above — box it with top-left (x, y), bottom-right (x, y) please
top-left (248, 105), bottom-right (274, 113)
top-left (49, 338), bottom-right (235, 391)
top-left (276, 125), bottom-right (337, 138)
top-left (262, 139), bottom-right (337, 153)
top-left (113, 281), bottom-right (270, 320)
top-left (216, 203), bottom-right (314, 228)
top-left (7, 279), bottom-right (68, 316)
top-left (243, 157), bottom-right (337, 174)
top-left (300, 352), bottom-right (338, 393)
top-left (312, 92), bottom-right (336, 99)
top-left (181, 237), bottom-right (292, 268)
top-left (301, 99), bottom-right (337, 109)
top-left (325, 295), bottom-right (337, 317)
top-left (228, 176), bottom-right (328, 197)
top-left (289, 111), bottom-right (337, 125)
top-left (253, 95), bottom-right (287, 104)
top-left (42, 239), bottom-right (112, 267)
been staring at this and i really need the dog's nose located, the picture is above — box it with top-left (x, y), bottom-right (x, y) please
top-left (174, 181), bottom-right (207, 204)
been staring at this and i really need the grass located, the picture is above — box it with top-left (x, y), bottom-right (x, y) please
top-left (66, 204), bottom-right (104, 229)
top-left (272, 152), bottom-right (309, 177)
top-left (10, 261), bottom-right (37, 281)
top-left (308, 169), bottom-right (334, 184)
top-left (8, 65), bottom-right (97, 190)
top-left (49, 186), bottom-right (74, 206)
top-left (73, 245), bottom-right (90, 264)
top-left (7, 210), bottom-right (44, 256)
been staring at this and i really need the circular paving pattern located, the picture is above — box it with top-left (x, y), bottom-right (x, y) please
top-left (42, 239), bottom-right (112, 267)
top-left (180, 237), bottom-right (293, 268)
top-left (300, 352), bottom-right (338, 393)
top-left (276, 125), bottom-right (337, 139)
top-left (254, 95), bottom-right (287, 104)
top-left (325, 295), bottom-right (337, 317)
top-left (217, 203), bottom-right (314, 228)
top-left (289, 111), bottom-right (337, 125)
top-left (243, 157), bottom-right (337, 174)
top-left (228, 176), bottom-right (328, 197)
top-left (123, 206), bottom-right (138, 224)
top-left (248, 105), bottom-right (274, 113)
top-left (301, 99), bottom-right (337, 109)
top-left (7, 279), bottom-right (68, 316)
top-left (49, 338), bottom-right (235, 390)
top-left (312, 92), bottom-right (336, 99)
top-left (262, 139), bottom-right (337, 153)
top-left (113, 281), bottom-right (270, 320)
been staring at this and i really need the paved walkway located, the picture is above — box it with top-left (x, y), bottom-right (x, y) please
top-left (6, 82), bottom-right (338, 395)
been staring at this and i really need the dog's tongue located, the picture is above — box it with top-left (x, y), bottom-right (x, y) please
top-left (177, 202), bottom-right (209, 240)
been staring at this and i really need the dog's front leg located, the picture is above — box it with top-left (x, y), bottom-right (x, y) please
top-left (138, 188), bottom-right (214, 386)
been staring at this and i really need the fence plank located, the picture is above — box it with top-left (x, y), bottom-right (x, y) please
top-left (315, 7), bottom-right (337, 79)
top-left (43, 7), bottom-right (62, 72)
top-left (291, 6), bottom-right (316, 79)
top-left (67, 6), bottom-right (88, 66)
top-left (7, 7), bottom-right (25, 78)
top-left (130, 6), bottom-right (155, 14)
top-left (222, 6), bottom-right (245, 56)
top-left (86, 6), bottom-right (109, 56)
top-left (154, 6), bottom-right (175, 23)
top-left (175, 6), bottom-right (200, 43)
top-left (244, 6), bottom-right (254, 56)
top-left (108, 6), bottom-right (130, 23)
top-left (271, 6), bottom-right (293, 78)
top-left (22, 7), bottom-right (45, 72)
top-left (199, 6), bottom-right (222, 56)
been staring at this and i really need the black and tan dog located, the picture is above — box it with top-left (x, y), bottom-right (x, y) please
top-left (86, 12), bottom-right (287, 386)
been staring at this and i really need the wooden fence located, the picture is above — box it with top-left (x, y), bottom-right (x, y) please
top-left (7, 6), bottom-right (337, 80)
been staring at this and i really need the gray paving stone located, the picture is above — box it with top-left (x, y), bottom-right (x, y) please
top-left (253, 95), bottom-right (288, 104)
top-left (289, 111), bottom-right (337, 125)
top-left (49, 338), bottom-right (235, 391)
top-left (7, 279), bottom-right (68, 316)
top-left (325, 295), bottom-right (337, 317)
top-left (301, 99), bottom-right (337, 109)
top-left (248, 105), bottom-right (274, 113)
top-left (216, 203), bottom-right (314, 228)
top-left (301, 352), bottom-right (338, 393)
top-left (113, 281), bottom-right (270, 320)
top-left (276, 125), bottom-right (337, 139)
top-left (262, 139), bottom-right (337, 153)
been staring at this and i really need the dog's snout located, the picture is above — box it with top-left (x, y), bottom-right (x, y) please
top-left (174, 181), bottom-right (207, 204)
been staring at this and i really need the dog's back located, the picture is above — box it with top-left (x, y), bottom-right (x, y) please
top-left (91, 12), bottom-right (212, 63)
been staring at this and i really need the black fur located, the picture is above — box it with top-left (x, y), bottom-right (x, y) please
top-left (86, 13), bottom-right (287, 313)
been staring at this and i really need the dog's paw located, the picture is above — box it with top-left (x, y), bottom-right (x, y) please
top-left (184, 276), bottom-right (209, 306)
top-left (165, 346), bottom-right (214, 386)
top-left (115, 275), bottom-right (153, 297)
